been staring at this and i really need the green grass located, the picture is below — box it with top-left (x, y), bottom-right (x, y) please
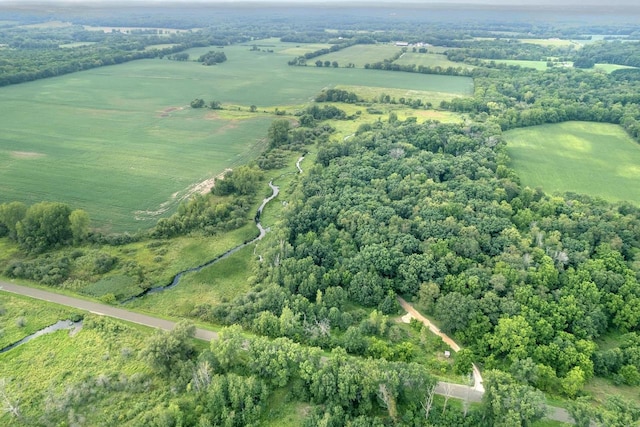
top-left (494, 59), bottom-right (552, 70)
top-left (59, 42), bottom-right (98, 48)
top-left (0, 44), bottom-right (472, 232)
top-left (335, 84), bottom-right (470, 109)
top-left (0, 292), bottom-right (82, 349)
top-left (505, 121), bottom-right (640, 205)
top-left (394, 52), bottom-right (473, 70)
top-left (519, 38), bottom-right (582, 48)
top-left (0, 313), bottom-right (156, 425)
top-left (312, 44), bottom-right (402, 68)
top-left (124, 243), bottom-right (257, 318)
top-left (584, 376), bottom-right (640, 404)
top-left (491, 59), bottom-right (635, 73)
top-left (594, 63), bottom-right (637, 73)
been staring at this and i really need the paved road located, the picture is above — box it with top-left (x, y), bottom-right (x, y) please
top-left (0, 281), bottom-right (217, 341)
top-left (1, 281), bottom-right (574, 424)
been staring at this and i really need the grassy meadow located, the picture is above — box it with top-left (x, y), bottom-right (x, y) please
top-left (312, 44), bottom-right (402, 67)
top-left (0, 41), bottom-right (471, 232)
top-left (505, 121), bottom-right (640, 204)
top-left (125, 244), bottom-right (257, 318)
top-left (394, 52), bottom-right (474, 70)
top-left (491, 59), bottom-right (636, 73)
top-left (0, 312), bottom-right (158, 425)
top-left (0, 293), bottom-right (82, 349)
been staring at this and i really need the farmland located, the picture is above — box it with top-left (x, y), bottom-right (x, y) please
top-left (312, 44), bottom-right (402, 67)
top-left (505, 121), bottom-right (640, 204)
top-left (5, 4), bottom-right (640, 424)
top-left (0, 42), bottom-right (472, 232)
top-left (394, 52), bottom-right (474, 70)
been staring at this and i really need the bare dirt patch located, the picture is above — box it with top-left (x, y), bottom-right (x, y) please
top-left (158, 106), bottom-right (183, 118)
top-left (134, 169), bottom-right (231, 221)
top-left (10, 151), bottom-right (45, 159)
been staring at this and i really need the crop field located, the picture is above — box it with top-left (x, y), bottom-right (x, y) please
top-left (505, 121), bottom-right (640, 205)
top-left (0, 42), bottom-right (472, 231)
top-left (394, 52), bottom-right (473, 70)
top-left (312, 44), bottom-right (403, 67)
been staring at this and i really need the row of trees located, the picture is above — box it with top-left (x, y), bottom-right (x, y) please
top-left (190, 98), bottom-right (222, 109)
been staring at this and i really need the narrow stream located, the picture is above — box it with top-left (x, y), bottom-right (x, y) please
top-left (122, 179), bottom-right (281, 304)
top-left (0, 320), bottom-right (83, 354)
top-left (122, 155), bottom-right (306, 304)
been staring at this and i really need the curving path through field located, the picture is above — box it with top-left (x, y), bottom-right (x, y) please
top-left (397, 296), bottom-right (484, 392)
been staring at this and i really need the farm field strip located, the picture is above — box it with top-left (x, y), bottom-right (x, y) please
top-left (393, 52), bottom-right (473, 70)
top-left (311, 44), bottom-right (403, 67)
top-left (0, 43), bottom-right (472, 231)
top-left (505, 121), bottom-right (640, 205)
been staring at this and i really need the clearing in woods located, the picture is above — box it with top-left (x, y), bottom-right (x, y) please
top-left (505, 121), bottom-right (640, 205)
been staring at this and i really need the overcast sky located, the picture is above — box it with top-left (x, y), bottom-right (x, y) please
top-left (0, 0), bottom-right (638, 4)
top-left (0, 0), bottom-right (638, 9)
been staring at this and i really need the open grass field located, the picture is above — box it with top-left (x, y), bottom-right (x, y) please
top-left (312, 44), bottom-right (403, 68)
top-left (519, 38), bottom-right (582, 48)
top-left (335, 84), bottom-right (471, 108)
top-left (0, 293), bottom-right (81, 349)
top-left (594, 63), bottom-right (638, 73)
top-left (0, 42), bottom-right (471, 232)
top-left (493, 59), bottom-right (552, 70)
top-left (492, 59), bottom-right (636, 73)
top-left (394, 52), bottom-right (473, 70)
top-left (125, 243), bottom-right (257, 318)
top-left (505, 121), bottom-right (640, 205)
top-left (0, 312), bottom-right (157, 425)
top-left (59, 41), bottom-right (98, 48)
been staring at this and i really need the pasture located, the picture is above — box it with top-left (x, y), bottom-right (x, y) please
top-left (491, 59), bottom-right (636, 73)
top-left (394, 52), bottom-right (473, 70)
top-left (505, 121), bottom-right (640, 205)
top-left (312, 44), bottom-right (402, 67)
top-left (0, 42), bottom-right (472, 231)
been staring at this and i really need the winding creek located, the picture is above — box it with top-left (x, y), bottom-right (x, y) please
top-left (0, 320), bottom-right (83, 354)
top-left (122, 155), bottom-right (302, 304)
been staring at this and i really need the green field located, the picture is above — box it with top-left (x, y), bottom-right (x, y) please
top-left (505, 122), bottom-right (640, 204)
top-left (492, 59), bottom-right (636, 73)
top-left (0, 43), bottom-right (472, 232)
top-left (313, 44), bottom-right (403, 67)
top-left (394, 52), bottom-right (473, 70)
top-left (494, 59), bottom-right (552, 70)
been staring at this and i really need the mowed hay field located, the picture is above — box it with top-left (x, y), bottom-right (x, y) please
top-left (505, 121), bottom-right (640, 204)
top-left (0, 41), bottom-right (472, 232)
top-left (393, 52), bottom-right (473, 70)
top-left (312, 44), bottom-right (402, 67)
